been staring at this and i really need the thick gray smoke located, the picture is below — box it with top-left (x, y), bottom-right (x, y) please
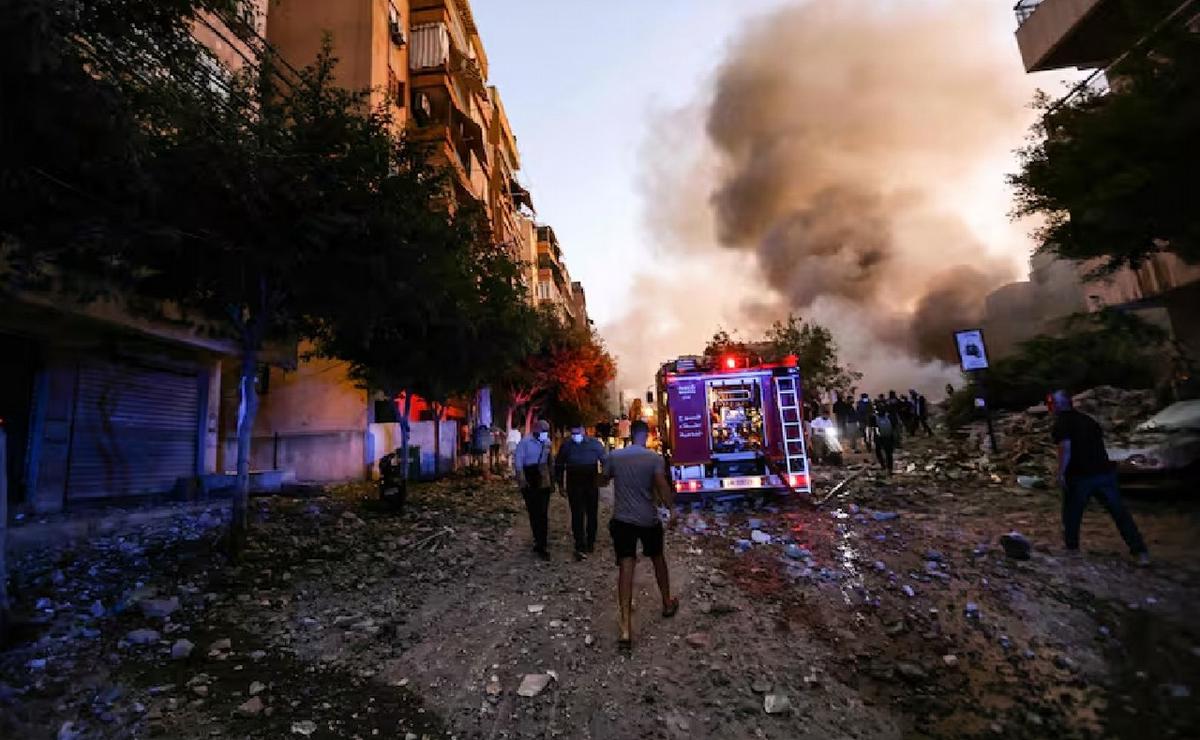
top-left (704, 0), bottom-right (1030, 360)
top-left (604, 0), bottom-right (1043, 398)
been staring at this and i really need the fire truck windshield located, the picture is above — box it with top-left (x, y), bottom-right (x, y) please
top-left (707, 378), bottom-right (764, 455)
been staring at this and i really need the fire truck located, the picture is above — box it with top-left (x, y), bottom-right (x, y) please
top-left (654, 352), bottom-right (811, 498)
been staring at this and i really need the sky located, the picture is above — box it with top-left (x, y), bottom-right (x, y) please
top-left (472, 0), bottom-right (1078, 401)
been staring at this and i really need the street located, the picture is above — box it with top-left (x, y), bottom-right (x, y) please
top-left (3, 430), bottom-right (1198, 739)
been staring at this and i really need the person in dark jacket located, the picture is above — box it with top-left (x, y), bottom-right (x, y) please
top-left (1050, 390), bottom-right (1149, 565)
top-left (832, 392), bottom-right (857, 453)
top-left (555, 424), bottom-right (608, 560)
top-left (886, 391), bottom-right (904, 449)
top-left (912, 391), bottom-right (933, 436)
top-left (856, 393), bottom-right (874, 451)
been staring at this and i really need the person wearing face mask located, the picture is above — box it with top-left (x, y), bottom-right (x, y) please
top-left (514, 420), bottom-right (555, 560)
top-left (555, 423), bottom-right (608, 561)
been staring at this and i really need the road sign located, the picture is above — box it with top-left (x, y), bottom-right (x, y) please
top-left (954, 329), bottom-right (990, 372)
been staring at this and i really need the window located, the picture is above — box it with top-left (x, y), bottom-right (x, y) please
top-left (388, 2), bottom-right (405, 45)
top-left (537, 281), bottom-right (552, 301)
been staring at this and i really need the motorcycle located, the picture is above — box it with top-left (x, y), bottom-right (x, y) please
top-left (378, 448), bottom-right (409, 508)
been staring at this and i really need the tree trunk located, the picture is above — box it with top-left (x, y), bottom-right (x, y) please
top-left (524, 405), bottom-right (536, 435)
top-left (232, 347), bottom-right (259, 558)
top-left (0, 426), bottom-right (9, 641)
top-left (504, 404), bottom-right (516, 434)
top-left (399, 392), bottom-right (413, 482)
top-left (432, 403), bottom-right (443, 478)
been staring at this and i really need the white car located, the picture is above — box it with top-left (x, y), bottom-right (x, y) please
top-left (1108, 400), bottom-right (1200, 491)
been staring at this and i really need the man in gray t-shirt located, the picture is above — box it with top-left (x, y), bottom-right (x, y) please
top-left (600, 419), bottom-right (678, 648)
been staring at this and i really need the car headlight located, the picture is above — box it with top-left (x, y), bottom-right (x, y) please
top-left (1127, 454), bottom-right (1164, 469)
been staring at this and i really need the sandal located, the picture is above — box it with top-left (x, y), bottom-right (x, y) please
top-left (662, 596), bottom-right (680, 619)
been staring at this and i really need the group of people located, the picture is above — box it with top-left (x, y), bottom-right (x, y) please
top-left (809, 389), bottom-right (933, 474)
top-left (512, 419), bottom-right (678, 648)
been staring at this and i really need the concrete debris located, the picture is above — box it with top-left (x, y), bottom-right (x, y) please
top-left (763, 693), bottom-right (791, 714)
top-left (236, 696), bottom-right (264, 717)
top-left (290, 720), bottom-right (318, 736)
top-left (169, 639), bottom-right (194, 661)
top-left (139, 597), bottom-right (180, 619)
top-left (1000, 532), bottom-right (1032, 561)
top-left (125, 629), bottom-right (161, 646)
top-left (517, 674), bottom-right (552, 698)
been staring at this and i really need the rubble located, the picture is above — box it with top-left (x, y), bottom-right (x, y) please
top-left (763, 693), bottom-right (792, 714)
top-left (517, 674), bottom-right (553, 697)
top-left (1000, 532), bottom-right (1032, 560)
top-left (169, 639), bottom-right (194, 660)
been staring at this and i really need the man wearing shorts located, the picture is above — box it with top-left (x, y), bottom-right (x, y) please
top-left (600, 419), bottom-right (678, 647)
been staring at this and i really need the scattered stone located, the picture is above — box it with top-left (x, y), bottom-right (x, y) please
top-left (584, 635), bottom-right (595, 647)
top-left (999, 532), bottom-right (1032, 560)
top-left (191, 685), bottom-right (209, 698)
top-left (872, 511), bottom-right (899, 522)
top-left (965, 602), bottom-right (980, 619)
top-left (140, 597), bottom-right (181, 619)
top-left (901, 585), bottom-right (915, 598)
top-left (57, 721), bottom-right (82, 740)
top-left (291, 720), bottom-right (318, 736)
top-left (763, 693), bottom-right (791, 714)
top-left (942, 654), bottom-right (959, 667)
top-left (249, 681), bottom-right (266, 696)
top-left (89, 601), bottom-right (106, 619)
top-left (125, 628), bottom-right (161, 646)
top-left (209, 638), bottom-right (232, 652)
top-left (750, 530), bottom-right (772, 544)
top-left (1053, 655), bottom-right (1076, 671)
top-left (36, 597), bottom-right (53, 610)
top-left (784, 544), bottom-right (810, 560)
top-left (485, 680), bottom-right (502, 703)
top-left (527, 604), bottom-right (545, 614)
top-left (896, 662), bottom-right (927, 682)
top-left (1016, 475), bottom-right (1047, 490)
top-left (751, 680), bottom-right (772, 694)
top-left (685, 632), bottom-right (712, 649)
top-left (170, 639), bottom-right (194, 660)
top-left (1165, 684), bottom-right (1191, 699)
top-left (517, 674), bottom-right (552, 698)
top-left (236, 696), bottom-right (264, 717)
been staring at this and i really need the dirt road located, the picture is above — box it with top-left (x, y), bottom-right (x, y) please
top-left (2, 439), bottom-right (1198, 739)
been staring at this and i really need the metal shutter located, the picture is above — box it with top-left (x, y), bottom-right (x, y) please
top-left (67, 360), bottom-right (200, 499)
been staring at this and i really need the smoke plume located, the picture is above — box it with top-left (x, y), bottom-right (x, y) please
top-left (604, 0), bottom-right (1043, 398)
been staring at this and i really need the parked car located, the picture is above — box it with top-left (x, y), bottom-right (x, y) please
top-left (1109, 400), bottom-right (1200, 491)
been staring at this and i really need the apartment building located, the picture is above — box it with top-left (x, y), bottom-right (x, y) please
top-left (535, 226), bottom-right (589, 328)
top-left (251, 0), bottom-right (588, 481)
top-left (982, 0), bottom-right (1200, 359)
top-left (1, 3), bottom-right (272, 514)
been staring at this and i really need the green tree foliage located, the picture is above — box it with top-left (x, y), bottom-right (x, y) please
top-left (703, 316), bottom-right (860, 401)
top-left (498, 309), bottom-right (616, 430)
top-left (765, 315), bottom-right (862, 399)
top-left (945, 310), bottom-right (1178, 427)
top-left (1009, 8), bottom-right (1200, 271)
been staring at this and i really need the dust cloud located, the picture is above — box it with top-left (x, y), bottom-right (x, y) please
top-left (603, 0), bottom-right (1043, 400)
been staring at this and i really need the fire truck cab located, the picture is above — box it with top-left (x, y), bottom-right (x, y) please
top-left (655, 352), bottom-right (811, 498)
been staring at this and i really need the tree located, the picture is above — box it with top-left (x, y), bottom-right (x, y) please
top-left (765, 314), bottom-right (862, 400)
top-left (1009, 8), bottom-right (1200, 272)
top-left (497, 310), bottom-right (616, 431)
top-left (1, 426), bottom-right (8, 641)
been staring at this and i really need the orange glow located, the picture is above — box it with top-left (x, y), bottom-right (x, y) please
top-left (725, 356), bottom-right (736, 369)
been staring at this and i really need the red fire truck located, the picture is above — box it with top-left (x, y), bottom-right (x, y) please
top-left (654, 352), bottom-right (811, 498)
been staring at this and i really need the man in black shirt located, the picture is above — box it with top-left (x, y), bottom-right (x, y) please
top-left (1050, 390), bottom-right (1149, 564)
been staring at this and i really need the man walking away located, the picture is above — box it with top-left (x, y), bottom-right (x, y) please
top-left (600, 419), bottom-right (678, 648)
top-left (915, 393), bottom-right (933, 436)
top-left (556, 424), bottom-right (607, 561)
top-left (505, 426), bottom-right (522, 476)
top-left (617, 416), bottom-right (632, 448)
top-left (856, 393), bottom-right (874, 452)
top-left (833, 393), bottom-right (858, 453)
top-left (1050, 390), bottom-right (1150, 565)
top-left (872, 402), bottom-right (896, 475)
top-left (886, 391), bottom-right (904, 449)
top-left (514, 420), bottom-right (554, 560)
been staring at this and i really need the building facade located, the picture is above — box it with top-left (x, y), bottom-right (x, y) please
top-left (1, 4), bottom-right (272, 514)
top-left (250, 0), bottom-right (589, 482)
top-left (983, 0), bottom-right (1200, 360)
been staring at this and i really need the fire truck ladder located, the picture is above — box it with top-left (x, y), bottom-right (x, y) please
top-left (774, 375), bottom-right (811, 493)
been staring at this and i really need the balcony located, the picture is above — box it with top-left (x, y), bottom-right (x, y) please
top-left (1014, 0), bottom-right (1136, 72)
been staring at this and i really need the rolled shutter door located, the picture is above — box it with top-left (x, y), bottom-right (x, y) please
top-left (67, 361), bottom-right (200, 499)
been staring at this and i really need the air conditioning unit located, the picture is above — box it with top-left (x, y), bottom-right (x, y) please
top-left (389, 19), bottom-right (405, 46)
